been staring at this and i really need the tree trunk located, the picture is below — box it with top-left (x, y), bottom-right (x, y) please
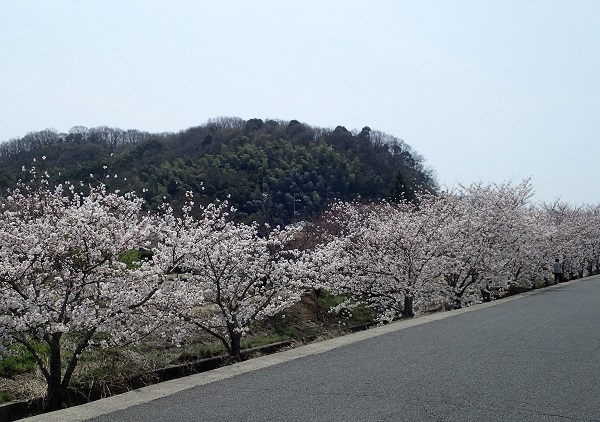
top-left (481, 286), bottom-right (491, 302)
top-left (452, 297), bottom-right (462, 310)
top-left (230, 331), bottom-right (242, 361)
top-left (44, 334), bottom-right (64, 412)
top-left (402, 295), bottom-right (414, 318)
top-left (227, 313), bottom-right (243, 361)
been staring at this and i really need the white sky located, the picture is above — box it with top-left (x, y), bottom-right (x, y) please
top-left (1, 0), bottom-right (599, 205)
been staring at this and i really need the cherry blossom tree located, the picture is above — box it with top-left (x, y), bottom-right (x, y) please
top-left (314, 192), bottom-right (458, 321)
top-left (509, 206), bottom-right (554, 288)
top-left (541, 201), bottom-right (600, 280)
top-left (540, 200), bottom-right (586, 280)
top-left (581, 205), bottom-right (600, 276)
top-left (440, 180), bottom-right (539, 307)
top-left (0, 177), bottom-right (163, 412)
top-left (437, 191), bottom-right (493, 308)
top-left (153, 196), bottom-right (309, 359)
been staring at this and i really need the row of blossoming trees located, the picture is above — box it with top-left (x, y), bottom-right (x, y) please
top-left (313, 180), bottom-right (600, 320)
top-left (1, 175), bottom-right (599, 411)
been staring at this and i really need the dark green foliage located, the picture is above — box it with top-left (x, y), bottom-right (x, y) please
top-left (0, 118), bottom-right (436, 224)
top-left (391, 170), bottom-right (419, 204)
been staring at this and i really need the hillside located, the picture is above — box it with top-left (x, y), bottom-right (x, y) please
top-left (0, 117), bottom-right (436, 225)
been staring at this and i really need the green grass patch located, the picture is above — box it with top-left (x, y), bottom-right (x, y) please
top-left (266, 313), bottom-right (306, 338)
top-left (313, 289), bottom-right (376, 327)
top-left (118, 249), bottom-right (144, 268)
top-left (0, 343), bottom-right (48, 378)
top-left (172, 343), bottom-right (227, 363)
top-left (0, 391), bottom-right (13, 402)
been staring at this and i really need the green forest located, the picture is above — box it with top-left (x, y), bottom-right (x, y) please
top-left (0, 117), bottom-right (436, 225)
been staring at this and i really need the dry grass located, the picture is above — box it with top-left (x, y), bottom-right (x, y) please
top-left (0, 373), bottom-right (46, 404)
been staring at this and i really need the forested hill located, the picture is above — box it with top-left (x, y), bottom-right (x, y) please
top-left (0, 117), bottom-right (436, 225)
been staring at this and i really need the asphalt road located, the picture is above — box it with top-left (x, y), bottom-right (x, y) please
top-left (26, 276), bottom-right (600, 422)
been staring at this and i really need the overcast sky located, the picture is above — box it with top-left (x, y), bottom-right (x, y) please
top-left (1, 1), bottom-right (599, 205)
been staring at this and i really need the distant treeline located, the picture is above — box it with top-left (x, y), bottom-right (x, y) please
top-left (0, 117), bottom-right (436, 225)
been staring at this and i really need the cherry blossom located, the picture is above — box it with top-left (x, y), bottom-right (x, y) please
top-left (440, 180), bottom-right (538, 307)
top-left (0, 178), bottom-right (162, 411)
top-left (152, 196), bottom-right (309, 359)
top-left (313, 192), bottom-right (457, 321)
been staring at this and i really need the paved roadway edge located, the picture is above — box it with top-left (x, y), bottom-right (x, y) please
top-left (22, 277), bottom-right (594, 421)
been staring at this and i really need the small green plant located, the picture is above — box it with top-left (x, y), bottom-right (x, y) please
top-left (314, 289), bottom-right (376, 327)
top-left (0, 391), bottom-right (12, 402)
top-left (118, 249), bottom-right (144, 268)
top-left (0, 343), bottom-right (48, 378)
